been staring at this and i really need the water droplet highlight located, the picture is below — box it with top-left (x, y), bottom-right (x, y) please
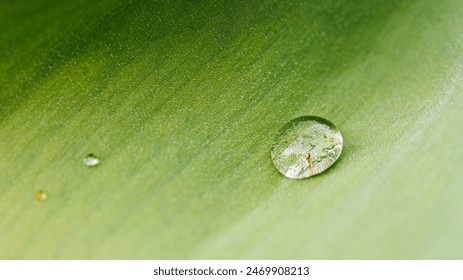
top-left (35, 191), bottom-right (47, 201)
top-left (271, 116), bottom-right (343, 179)
top-left (84, 154), bottom-right (100, 167)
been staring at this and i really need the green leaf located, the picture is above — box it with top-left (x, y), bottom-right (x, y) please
top-left (1, 0), bottom-right (462, 259)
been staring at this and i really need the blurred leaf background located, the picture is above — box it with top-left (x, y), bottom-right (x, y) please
top-left (1, 0), bottom-right (463, 259)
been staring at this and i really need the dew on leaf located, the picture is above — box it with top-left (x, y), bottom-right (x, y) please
top-left (271, 116), bottom-right (343, 179)
top-left (35, 191), bottom-right (47, 201)
top-left (84, 154), bottom-right (100, 167)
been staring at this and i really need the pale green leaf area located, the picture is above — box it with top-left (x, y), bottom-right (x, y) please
top-left (1, 0), bottom-right (463, 259)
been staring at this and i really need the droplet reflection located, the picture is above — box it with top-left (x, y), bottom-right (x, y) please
top-left (35, 191), bottom-right (47, 201)
top-left (84, 154), bottom-right (100, 167)
top-left (271, 116), bottom-right (343, 179)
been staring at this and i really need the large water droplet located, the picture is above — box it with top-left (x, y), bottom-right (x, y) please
top-left (84, 154), bottom-right (100, 167)
top-left (271, 116), bottom-right (343, 179)
top-left (35, 191), bottom-right (47, 201)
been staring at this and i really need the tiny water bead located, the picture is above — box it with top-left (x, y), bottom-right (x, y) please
top-left (35, 191), bottom-right (47, 201)
top-left (84, 153), bottom-right (100, 167)
top-left (271, 116), bottom-right (343, 179)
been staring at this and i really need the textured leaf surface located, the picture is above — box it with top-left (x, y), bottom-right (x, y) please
top-left (1, 0), bottom-right (463, 259)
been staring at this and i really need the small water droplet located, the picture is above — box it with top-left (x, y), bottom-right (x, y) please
top-left (84, 154), bottom-right (100, 167)
top-left (35, 191), bottom-right (47, 201)
top-left (271, 116), bottom-right (343, 179)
